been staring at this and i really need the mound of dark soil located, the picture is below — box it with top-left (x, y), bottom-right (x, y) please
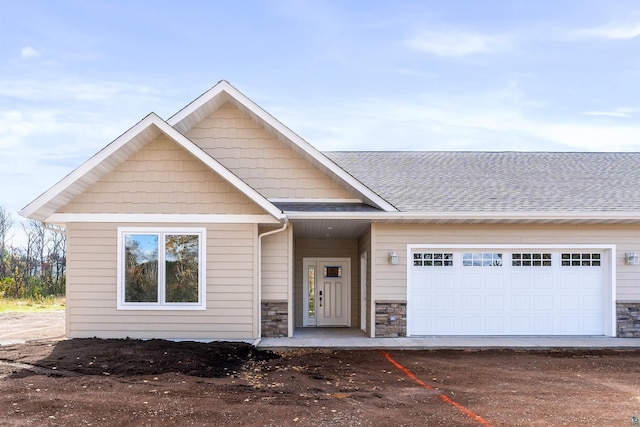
top-left (15, 338), bottom-right (278, 378)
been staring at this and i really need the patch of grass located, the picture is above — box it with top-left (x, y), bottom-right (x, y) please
top-left (0, 297), bottom-right (66, 313)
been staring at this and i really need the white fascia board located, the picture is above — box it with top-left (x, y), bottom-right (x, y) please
top-left (167, 80), bottom-right (229, 127)
top-left (407, 243), bottom-right (617, 250)
top-left (269, 198), bottom-right (364, 203)
top-left (46, 213), bottom-right (280, 224)
top-left (167, 81), bottom-right (397, 212)
top-left (285, 211), bottom-right (640, 222)
top-left (20, 113), bottom-right (163, 220)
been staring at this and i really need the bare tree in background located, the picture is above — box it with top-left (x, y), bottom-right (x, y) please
top-left (0, 206), bottom-right (66, 299)
top-left (0, 206), bottom-right (13, 278)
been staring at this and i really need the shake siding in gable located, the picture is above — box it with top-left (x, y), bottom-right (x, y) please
top-left (373, 223), bottom-right (640, 302)
top-left (185, 102), bottom-right (354, 200)
top-left (65, 222), bottom-right (257, 339)
top-left (59, 134), bottom-right (265, 215)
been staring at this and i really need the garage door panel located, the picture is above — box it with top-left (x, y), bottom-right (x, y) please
top-left (511, 317), bottom-right (531, 333)
top-left (583, 295), bottom-right (601, 310)
top-left (462, 295), bottom-right (481, 310)
top-left (510, 274), bottom-right (531, 289)
top-left (511, 295), bottom-right (531, 310)
top-left (485, 274), bottom-right (504, 289)
top-left (485, 317), bottom-right (505, 333)
top-left (435, 316), bottom-right (457, 333)
top-left (409, 249), bottom-right (606, 336)
top-left (534, 317), bottom-right (554, 333)
top-left (435, 295), bottom-right (456, 310)
top-left (560, 274), bottom-right (582, 288)
top-left (462, 274), bottom-right (482, 289)
top-left (534, 295), bottom-right (553, 310)
top-left (582, 275), bottom-right (601, 289)
top-left (560, 317), bottom-right (583, 333)
top-left (485, 295), bottom-right (504, 310)
top-left (534, 274), bottom-right (553, 289)
top-left (461, 317), bottom-right (482, 333)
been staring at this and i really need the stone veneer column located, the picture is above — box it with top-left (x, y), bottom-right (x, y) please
top-left (616, 302), bottom-right (640, 337)
top-left (261, 301), bottom-right (288, 338)
top-left (375, 301), bottom-right (407, 337)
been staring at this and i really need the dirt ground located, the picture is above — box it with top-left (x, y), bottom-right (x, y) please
top-left (1, 338), bottom-right (640, 427)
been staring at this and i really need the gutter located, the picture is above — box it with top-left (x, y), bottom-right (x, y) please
top-left (257, 218), bottom-right (289, 339)
top-left (284, 211), bottom-right (640, 223)
top-left (43, 223), bottom-right (66, 234)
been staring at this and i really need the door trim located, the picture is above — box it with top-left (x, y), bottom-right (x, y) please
top-left (303, 257), bottom-right (351, 327)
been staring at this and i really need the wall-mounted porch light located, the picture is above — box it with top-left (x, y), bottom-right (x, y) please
top-left (389, 251), bottom-right (398, 265)
top-left (625, 252), bottom-right (639, 265)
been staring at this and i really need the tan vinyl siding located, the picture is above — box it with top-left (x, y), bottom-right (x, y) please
top-left (65, 222), bottom-right (257, 340)
top-left (294, 239), bottom-right (359, 327)
top-left (60, 134), bottom-right (265, 215)
top-left (260, 225), bottom-right (291, 301)
top-left (373, 223), bottom-right (640, 302)
top-left (185, 102), bottom-right (354, 200)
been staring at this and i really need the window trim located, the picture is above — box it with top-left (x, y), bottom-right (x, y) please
top-left (117, 227), bottom-right (206, 310)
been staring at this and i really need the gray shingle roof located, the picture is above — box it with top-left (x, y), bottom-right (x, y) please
top-left (325, 152), bottom-right (640, 213)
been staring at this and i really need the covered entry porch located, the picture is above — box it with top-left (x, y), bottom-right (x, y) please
top-left (291, 217), bottom-right (373, 337)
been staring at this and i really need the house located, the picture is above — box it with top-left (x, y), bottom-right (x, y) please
top-left (20, 80), bottom-right (640, 340)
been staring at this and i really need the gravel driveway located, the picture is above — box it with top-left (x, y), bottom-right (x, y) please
top-left (0, 311), bottom-right (65, 344)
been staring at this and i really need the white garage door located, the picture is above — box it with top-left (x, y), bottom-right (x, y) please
top-left (408, 249), bottom-right (606, 336)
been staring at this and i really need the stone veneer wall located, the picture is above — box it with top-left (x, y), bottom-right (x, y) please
top-left (375, 301), bottom-right (407, 337)
top-left (617, 302), bottom-right (640, 337)
top-left (261, 301), bottom-right (288, 337)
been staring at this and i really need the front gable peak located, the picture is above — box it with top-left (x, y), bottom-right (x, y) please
top-left (168, 81), bottom-right (396, 212)
top-left (21, 112), bottom-right (284, 222)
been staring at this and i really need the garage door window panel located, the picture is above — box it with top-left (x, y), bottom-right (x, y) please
top-left (413, 252), bottom-right (453, 267)
top-left (463, 252), bottom-right (502, 267)
top-left (512, 253), bottom-right (552, 267)
top-left (562, 253), bottom-right (601, 267)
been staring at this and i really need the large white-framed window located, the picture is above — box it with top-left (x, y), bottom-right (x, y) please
top-left (117, 227), bottom-right (206, 310)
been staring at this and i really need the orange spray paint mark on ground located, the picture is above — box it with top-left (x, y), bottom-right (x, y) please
top-left (382, 351), bottom-right (492, 427)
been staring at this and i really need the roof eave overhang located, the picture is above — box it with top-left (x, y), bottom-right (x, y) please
top-left (167, 80), bottom-right (397, 212)
top-left (285, 211), bottom-right (640, 224)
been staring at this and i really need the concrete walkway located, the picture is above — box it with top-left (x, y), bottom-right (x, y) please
top-left (257, 328), bottom-right (640, 350)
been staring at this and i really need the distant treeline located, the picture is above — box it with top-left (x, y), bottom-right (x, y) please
top-left (0, 206), bottom-right (66, 300)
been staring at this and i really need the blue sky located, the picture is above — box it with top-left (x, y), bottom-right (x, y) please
top-left (1, 0), bottom-right (640, 238)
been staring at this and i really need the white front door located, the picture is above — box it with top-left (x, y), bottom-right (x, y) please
top-left (303, 258), bottom-right (350, 327)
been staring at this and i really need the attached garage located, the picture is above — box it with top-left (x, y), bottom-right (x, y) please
top-left (407, 245), bottom-right (615, 336)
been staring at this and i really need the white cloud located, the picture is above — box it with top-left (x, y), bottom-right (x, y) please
top-left (583, 107), bottom-right (638, 118)
top-left (573, 22), bottom-right (640, 40)
top-left (406, 29), bottom-right (510, 57)
top-left (20, 46), bottom-right (42, 59)
top-left (583, 111), bottom-right (629, 118)
top-left (278, 89), bottom-right (640, 153)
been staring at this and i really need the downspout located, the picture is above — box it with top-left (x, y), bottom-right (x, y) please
top-left (256, 217), bottom-right (289, 343)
